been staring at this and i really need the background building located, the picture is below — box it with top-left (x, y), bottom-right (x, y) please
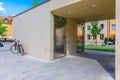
top-left (80, 19), bottom-right (116, 45)
top-left (0, 16), bottom-right (14, 41)
top-left (85, 20), bottom-right (108, 45)
top-left (109, 19), bottom-right (116, 42)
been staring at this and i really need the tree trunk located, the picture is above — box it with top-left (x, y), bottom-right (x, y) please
top-left (96, 35), bottom-right (97, 47)
top-left (91, 35), bottom-right (93, 45)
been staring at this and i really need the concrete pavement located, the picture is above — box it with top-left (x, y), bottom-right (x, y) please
top-left (77, 50), bottom-right (115, 78)
top-left (0, 43), bottom-right (114, 80)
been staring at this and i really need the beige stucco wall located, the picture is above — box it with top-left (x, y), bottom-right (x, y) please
top-left (66, 18), bottom-right (77, 55)
top-left (14, 0), bottom-right (80, 60)
top-left (116, 0), bottom-right (120, 79)
top-left (14, 6), bottom-right (51, 60)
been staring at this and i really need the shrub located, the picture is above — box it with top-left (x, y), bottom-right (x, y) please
top-left (104, 37), bottom-right (109, 44)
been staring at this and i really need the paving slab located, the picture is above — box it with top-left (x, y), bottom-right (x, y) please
top-left (0, 43), bottom-right (114, 80)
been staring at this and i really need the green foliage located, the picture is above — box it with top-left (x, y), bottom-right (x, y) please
top-left (0, 19), bottom-right (8, 36)
top-left (104, 37), bottom-right (109, 44)
top-left (90, 21), bottom-right (103, 46)
top-left (32, 0), bottom-right (41, 6)
top-left (77, 44), bottom-right (115, 52)
top-left (85, 45), bottom-right (115, 52)
top-left (90, 21), bottom-right (102, 36)
top-left (77, 43), bottom-right (83, 49)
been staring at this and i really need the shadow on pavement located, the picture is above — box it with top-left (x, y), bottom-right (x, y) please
top-left (76, 50), bottom-right (115, 79)
top-left (0, 42), bottom-right (12, 52)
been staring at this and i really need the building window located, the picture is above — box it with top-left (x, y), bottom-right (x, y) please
top-left (112, 24), bottom-right (116, 30)
top-left (87, 34), bottom-right (91, 40)
top-left (87, 26), bottom-right (91, 30)
top-left (5, 19), bottom-right (8, 23)
top-left (100, 34), bottom-right (104, 40)
top-left (100, 24), bottom-right (104, 29)
top-left (93, 35), bottom-right (96, 40)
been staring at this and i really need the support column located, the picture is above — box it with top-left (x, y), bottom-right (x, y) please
top-left (66, 18), bottom-right (77, 55)
top-left (82, 24), bottom-right (85, 52)
top-left (116, 0), bottom-right (120, 79)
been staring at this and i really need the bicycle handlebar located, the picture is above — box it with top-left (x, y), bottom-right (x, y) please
top-left (13, 39), bottom-right (20, 43)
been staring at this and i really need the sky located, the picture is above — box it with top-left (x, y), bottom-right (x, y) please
top-left (0, 0), bottom-right (47, 17)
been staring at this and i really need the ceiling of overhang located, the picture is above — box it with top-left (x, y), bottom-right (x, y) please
top-left (52, 0), bottom-right (115, 23)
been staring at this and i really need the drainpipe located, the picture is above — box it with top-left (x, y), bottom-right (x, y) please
top-left (82, 23), bottom-right (85, 52)
top-left (107, 20), bottom-right (110, 40)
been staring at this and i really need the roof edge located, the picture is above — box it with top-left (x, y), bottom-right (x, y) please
top-left (14, 0), bottom-right (50, 18)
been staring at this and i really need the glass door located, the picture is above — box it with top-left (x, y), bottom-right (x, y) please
top-left (54, 15), bottom-right (66, 59)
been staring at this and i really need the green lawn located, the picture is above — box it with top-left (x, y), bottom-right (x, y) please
top-left (77, 43), bottom-right (115, 52)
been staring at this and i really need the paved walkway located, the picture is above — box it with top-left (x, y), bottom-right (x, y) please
top-left (77, 50), bottom-right (115, 78)
top-left (0, 43), bottom-right (114, 80)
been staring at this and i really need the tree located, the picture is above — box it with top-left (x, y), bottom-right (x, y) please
top-left (90, 21), bottom-right (103, 46)
top-left (104, 37), bottom-right (109, 44)
top-left (0, 19), bottom-right (8, 40)
top-left (32, 0), bottom-right (41, 6)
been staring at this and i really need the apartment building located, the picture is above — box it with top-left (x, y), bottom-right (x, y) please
top-left (84, 19), bottom-right (115, 45)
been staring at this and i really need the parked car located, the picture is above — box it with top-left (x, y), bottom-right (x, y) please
top-left (106, 41), bottom-right (113, 45)
top-left (0, 42), bottom-right (3, 47)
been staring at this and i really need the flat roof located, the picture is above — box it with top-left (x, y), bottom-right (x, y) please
top-left (14, 0), bottom-right (50, 18)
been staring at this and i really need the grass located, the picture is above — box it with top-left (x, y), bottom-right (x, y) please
top-left (85, 45), bottom-right (115, 52)
top-left (77, 43), bottom-right (115, 52)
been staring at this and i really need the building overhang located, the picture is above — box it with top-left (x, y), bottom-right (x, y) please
top-left (52, 0), bottom-right (115, 23)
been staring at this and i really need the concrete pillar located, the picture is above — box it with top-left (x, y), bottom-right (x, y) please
top-left (116, 0), bottom-right (120, 79)
top-left (66, 18), bottom-right (77, 55)
top-left (50, 14), bottom-right (54, 60)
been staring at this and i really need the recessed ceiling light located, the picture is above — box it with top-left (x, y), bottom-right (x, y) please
top-left (68, 11), bottom-right (71, 14)
top-left (105, 16), bottom-right (108, 18)
top-left (92, 4), bottom-right (96, 7)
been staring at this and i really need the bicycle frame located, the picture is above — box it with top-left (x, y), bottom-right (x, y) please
top-left (10, 39), bottom-right (24, 55)
top-left (13, 40), bottom-right (20, 51)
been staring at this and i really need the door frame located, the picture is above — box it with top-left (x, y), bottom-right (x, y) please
top-left (53, 15), bottom-right (67, 59)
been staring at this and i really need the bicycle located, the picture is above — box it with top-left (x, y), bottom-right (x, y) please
top-left (10, 39), bottom-right (24, 56)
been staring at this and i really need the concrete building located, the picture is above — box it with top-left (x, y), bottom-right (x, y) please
top-left (13, 0), bottom-right (120, 79)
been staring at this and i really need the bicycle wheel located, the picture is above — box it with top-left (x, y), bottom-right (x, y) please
top-left (10, 45), bottom-right (19, 54)
top-left (19, 45), bottom-right (24, 56)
